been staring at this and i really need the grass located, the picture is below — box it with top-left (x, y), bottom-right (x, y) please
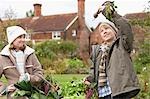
top-left (51, 74), bottom-right (87, 86)
top-left (0, 74), bottom-right (87, 84)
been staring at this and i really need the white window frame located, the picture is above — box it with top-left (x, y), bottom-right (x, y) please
top-left (72, 30), bottom-right (76, 37)
top-left (25, 33), bottom-right (31, 41)
top-left (52, 31), bottom-right (61, 40)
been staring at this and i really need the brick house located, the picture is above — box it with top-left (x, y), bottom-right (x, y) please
top-left (0, 0), bottom-right (91, 63)
top-left (17, 2), bottom-right (85, 42)
top-left (18, 12), bottom-right (79, 41)
top-left (1, 0), bottom-right (91, 42)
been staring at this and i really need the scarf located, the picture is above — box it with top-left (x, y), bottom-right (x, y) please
top-left (11, 50), bottom-right (25, 75)
top-left (98, 44), bottom-right (110, 86)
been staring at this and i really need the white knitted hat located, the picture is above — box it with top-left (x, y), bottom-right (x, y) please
top-left (6, 26), bottom-right (27, 45)
top-left (99, 21), bottom-right (118, 34)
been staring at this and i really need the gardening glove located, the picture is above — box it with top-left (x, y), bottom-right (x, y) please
top-left (19, 73), bottom-right (30, 82)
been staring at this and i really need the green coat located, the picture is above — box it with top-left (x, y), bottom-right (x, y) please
top-left (89, 14), bottom-right (140, 97)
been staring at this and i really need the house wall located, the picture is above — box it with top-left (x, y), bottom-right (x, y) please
top-left (65, 19), bottom-right (78, 41)
top-left (29, 17), bottom-right (78, 41)
top-left (31, 32), bottom-right (52, 41)
top-left (90, 26), bottom-right (103, 45)
top-left (31, 24), bottom-right (78, 41)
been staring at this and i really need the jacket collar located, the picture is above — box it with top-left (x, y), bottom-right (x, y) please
top-left (0, 45), bottom-right (35, 66)
top-left (0, 44), bottom-right (35, 56)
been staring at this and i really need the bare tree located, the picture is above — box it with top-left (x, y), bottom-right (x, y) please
top-left (144, 1), bottom-right (150, 12)
top-left (0, 7), bottom-right (19, 43)
top-left (4, 6), bottom-right (17, 20)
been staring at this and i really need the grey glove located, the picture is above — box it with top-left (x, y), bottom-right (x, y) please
top-left (19, 73), bottom-right (30, 82)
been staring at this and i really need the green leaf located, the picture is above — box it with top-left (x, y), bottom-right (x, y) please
top-left (12, 90), bottom-right (31, 98)
top-left (14, 80), bottom-right (32, 91)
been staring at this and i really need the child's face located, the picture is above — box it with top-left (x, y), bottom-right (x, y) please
top-left (99, 24), bottom-right (116, 43)
top-left (12, 34), bottom-right (26, 50)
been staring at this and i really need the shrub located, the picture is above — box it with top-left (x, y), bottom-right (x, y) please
top-left (35, 41), bottom-right (58, 60)
top-left (67, 58), bottom-right (84, 68)
top-left (134, 39), bottom-right (150, 98)
top-left (134, 39), bottom-right (150, 74)
top-left (34, 40), bottom-right (78, 73)
top-left (59, 41), bottom-right (77, 55)
top-left (63, 58), bottom-right (88, 74)
top-left (52, 58), bottom-right (68, 74)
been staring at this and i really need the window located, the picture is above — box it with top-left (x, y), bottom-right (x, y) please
top-left (25, 33), bottom-right (31, 41)
top-left (52, 32), bottom-right (61, 40)
top-left (72, 30), bottom-right (76, 37)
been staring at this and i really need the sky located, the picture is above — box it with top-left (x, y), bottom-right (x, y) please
top-left (0, 0), bottom-right (149, 28)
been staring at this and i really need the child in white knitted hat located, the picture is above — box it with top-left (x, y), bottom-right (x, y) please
top-left (0, 26), bottom-right (44, 99)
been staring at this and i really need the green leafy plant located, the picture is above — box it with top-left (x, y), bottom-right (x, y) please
top-left (102, 1), bottom-right (117, 21)
top-left (12, 81), bottom-right (46, 99)
top-left (94, 1), bottom-right (117, 22)
top-left (12, 76), bottom-right (62, 99)
top-left (61, 78), bottom-right (98, 99)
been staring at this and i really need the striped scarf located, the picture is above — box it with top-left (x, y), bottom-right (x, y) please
top-left (98, 44), bottom-right (110, 87)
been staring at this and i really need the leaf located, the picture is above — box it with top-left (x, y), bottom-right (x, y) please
top-left (13, 76), bottom-right (62, 99)
top-left (14, 80), bottom-right (32, 91)
top-left (11, 90), bottom-right (31, 98)
top-left (31, 91), bottom-right (40, 99)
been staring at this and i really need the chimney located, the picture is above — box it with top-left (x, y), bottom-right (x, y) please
top-left (33, 3), bottom-right (42, 17)
top-left (77, 0), bottom-right (90, 64)
top-left (78, 0), bottom-right (85, 29)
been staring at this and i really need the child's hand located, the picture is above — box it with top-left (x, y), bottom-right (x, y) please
top-left (19, 73), bottom-right (30, 82)
top-left (83, 77), bottom-right (91, 85)
top-left (7, 84), bottom-right (16, 93)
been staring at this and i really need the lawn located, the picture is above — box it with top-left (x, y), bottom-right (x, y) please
top-left (0, 74), bottom-right (87, 84)
top-left (51, 74), bottom-right (87, 86)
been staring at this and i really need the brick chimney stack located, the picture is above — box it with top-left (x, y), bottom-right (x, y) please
top-left (78, 0), bottom-right (85, 29)
top-left (77, 0), bottom-right (90, 64)
top-left (33, 3), bottom-right (42, 17)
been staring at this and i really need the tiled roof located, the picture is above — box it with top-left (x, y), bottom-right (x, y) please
top-left (17, 13), bottom-right (77, 32)
top-left (124, 12), bottom-right (149, 20)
